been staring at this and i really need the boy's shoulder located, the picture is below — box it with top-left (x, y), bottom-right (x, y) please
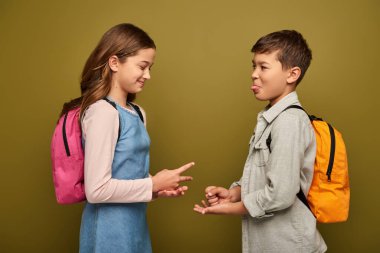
top-left (268, 107), bottom-right (314, 147)
top-left (271, 105), bottom-right (312, 132)
top-left (281, 106), bottom-right (309, 121)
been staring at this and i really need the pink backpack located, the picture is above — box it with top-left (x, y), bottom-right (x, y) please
top-left (51, 107), bottom-right (85, 204)
top-left (51, 98), bottom-right (144, 204)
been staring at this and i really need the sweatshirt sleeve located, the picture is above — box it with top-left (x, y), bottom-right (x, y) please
top-left (82, 100), bottom-right (153, 203)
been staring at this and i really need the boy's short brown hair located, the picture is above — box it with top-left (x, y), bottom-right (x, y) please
top-left (251, 30), bottom-right (312, 85)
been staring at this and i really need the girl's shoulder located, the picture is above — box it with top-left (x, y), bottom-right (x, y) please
top-left (90, 99), bottom-right (118, 112)
top-left (84, 99), bottom-right (119, 121)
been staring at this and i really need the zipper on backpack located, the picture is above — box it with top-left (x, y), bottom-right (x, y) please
top-left (326, 123), bottom-right (336, 182)
top-left (62, 112), bottom-right (71, 157)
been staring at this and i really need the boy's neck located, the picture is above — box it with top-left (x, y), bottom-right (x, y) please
top-left (268, 87), bottom-right (296, 107)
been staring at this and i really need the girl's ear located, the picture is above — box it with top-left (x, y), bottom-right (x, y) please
top-left (108, 55), bottom-right (119, 72)
top-left (286, 66), bottom-right (301, 84)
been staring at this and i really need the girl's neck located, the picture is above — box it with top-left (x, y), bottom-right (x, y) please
top-left (107, 88), bottom-right (128, 108)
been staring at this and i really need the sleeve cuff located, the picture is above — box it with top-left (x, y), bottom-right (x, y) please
top-left (141, 177), bottom-right (153, 202)
top-left (243, 192), bottom-right (274, 219)
top-left (230, 180), bottom-right (241, 189)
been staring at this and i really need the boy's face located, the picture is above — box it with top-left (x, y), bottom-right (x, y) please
top-left (251, 50), bottom-right (296, 106)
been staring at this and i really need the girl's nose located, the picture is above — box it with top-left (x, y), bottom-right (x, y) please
top-left (143, 69), bottom-right (151, 80)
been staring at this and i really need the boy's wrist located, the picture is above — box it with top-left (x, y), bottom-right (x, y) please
top-left (229, 186), bottom-right (241, 202)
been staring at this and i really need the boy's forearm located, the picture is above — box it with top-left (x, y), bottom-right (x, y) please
top-left (229, 186), bottom-right (241, 202)
top-left (226, 201), bottom-right (248, 215)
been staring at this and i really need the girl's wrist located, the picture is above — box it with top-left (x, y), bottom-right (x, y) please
top-left (151, 177), bottom-right (159, 193)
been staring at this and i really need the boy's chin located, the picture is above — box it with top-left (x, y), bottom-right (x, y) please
top-left (253, 93), bottom-right (268, 101)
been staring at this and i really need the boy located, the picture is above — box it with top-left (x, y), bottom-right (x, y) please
top-left (194, 30), bottom-right (327, 253)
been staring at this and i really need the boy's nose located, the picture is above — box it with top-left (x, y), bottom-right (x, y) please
top-left (251, 70), bottom-right (259, 80)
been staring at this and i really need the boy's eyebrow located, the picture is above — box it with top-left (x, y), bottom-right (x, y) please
top-left (252, 60), bottom-right (269, 65)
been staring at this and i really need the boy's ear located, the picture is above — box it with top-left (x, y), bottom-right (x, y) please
top-left (286, 67), bottom-right (301, 84)
top-left (108, 55), bottom-right (119, 72)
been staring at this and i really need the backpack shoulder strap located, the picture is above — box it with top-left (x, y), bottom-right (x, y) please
top-left (129, 103), bottom-right (145, 123)
top-left (102, 98), bottom-right (145, 140)
top-left (284, 104), bottom-right (306, 113)
top-left (102, 97), bottom-right (121, 141)
top-left (103, 97), bottom-right (117, 108)
top-left (284, 105), bottom-right (324, 121)
top-left (266, 105), bottom-right (307, 152)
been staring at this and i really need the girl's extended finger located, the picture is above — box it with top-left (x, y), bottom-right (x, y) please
top-left (176, 162), bottom-right (195, 174)
top-left (179, 176), bottom-right (193, 182)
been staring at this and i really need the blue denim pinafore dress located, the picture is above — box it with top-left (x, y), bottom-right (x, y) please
top-left (80, 101), bottom-right (151, 253)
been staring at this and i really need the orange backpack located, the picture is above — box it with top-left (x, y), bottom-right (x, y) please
top-left (267, 105), bottom-right (350, 223)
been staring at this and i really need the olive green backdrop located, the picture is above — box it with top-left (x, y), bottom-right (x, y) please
top-left (1, 0), bottom-right (379, 252)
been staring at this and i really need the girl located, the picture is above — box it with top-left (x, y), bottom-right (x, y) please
top-left (60, 23), bottom-right (194, 253)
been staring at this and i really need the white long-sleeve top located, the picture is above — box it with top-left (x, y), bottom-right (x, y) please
top-left (81, 100), bottom-right (153, 203)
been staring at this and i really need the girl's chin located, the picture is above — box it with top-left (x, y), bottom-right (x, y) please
top-left (129, 87), bottom-right (143, 94)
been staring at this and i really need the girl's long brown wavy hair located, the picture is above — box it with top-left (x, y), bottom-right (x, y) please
top-left (59, 23), bottom-right (156, 119)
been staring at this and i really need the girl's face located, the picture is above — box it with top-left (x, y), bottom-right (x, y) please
top-left (111, 48), bottom-right (156, 95)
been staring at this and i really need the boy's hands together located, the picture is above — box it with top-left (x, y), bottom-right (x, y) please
top-left (204, 186), bottom-right (233, 206)
top-left (194, 186), bottom-right (247, 215)
top-left (193, 186), bottom-right (232, 214)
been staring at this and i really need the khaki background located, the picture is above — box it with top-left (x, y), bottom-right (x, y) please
top-left (1, 0), bottom-right (379, 252)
